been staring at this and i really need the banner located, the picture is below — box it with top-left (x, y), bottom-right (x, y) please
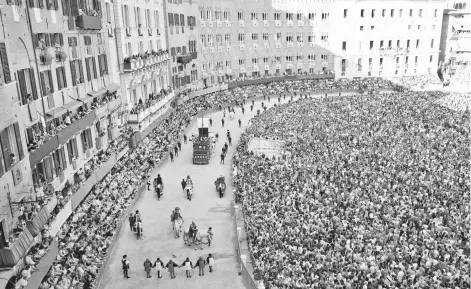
top-left (49, 200), bottom-right (72, 237)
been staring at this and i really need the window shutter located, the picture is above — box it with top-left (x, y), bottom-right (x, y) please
top-left (102, 54), bottom-right (108, 74)
top-left (13, 123), bottom-right (24, 161)
top-left (59, 33), bottom-right (64, 45)
top-left (168, 13), bottom-right (173, 25)
top-left (180, 14), bottom-right (184, 26)
top-left (70, 0), bottom-right (78, 16)
top-left (0, 130), bottom-right (12, 170)
top-left (0, 43), bottom-right (11, 83)
top-left (78, 60), bottom-right (84, 83)
top-left (92, 57), bottom-right (97, 78)
top-left (44, 156), bottom-right (53, 181)
top-left (48, 70), bottom-right (54, 92)
top-left (29, 68), bottom-right (38, 100)
top-left (85, 58), bottom-right (91, 81)
top-left (54, 0), bottom-right (58, 10)
top-left (28, 0), bottom-right (34, 8)
top-left (97, 55), bottom-right (103, 77)
top-left (70, 60), bottom-right (76, 86)
top-left (73, 137), bottom-right (79, 157)
top-left (50, 33), bottom-right (55, 46)
top-left (87, 128), bottom-right (93, 149)
top-left (81, 131), bottom-right (87, 152)
top-left (56, 67), bottom-right (62, 90)
top-left (61, 0), bottom-right (68, 15)
top-left (0, 146), bottom-right (4, 177)
top-left (17, 70), bottom-right (27, 103)
top-left (40, 71), bottom-right (46, 96)
top-left (61, 67), bottom-right (67, 88)
top-left (67, 141), bottom-right (73, 163)
top-left (60, 146), bottom-right (67, 169)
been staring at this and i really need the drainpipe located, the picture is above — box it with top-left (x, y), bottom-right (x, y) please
top-left (25, 3), bottom-right (49, 134)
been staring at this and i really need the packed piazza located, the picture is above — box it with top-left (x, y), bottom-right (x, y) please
top-left (8, 70), bottom-right (470, 289)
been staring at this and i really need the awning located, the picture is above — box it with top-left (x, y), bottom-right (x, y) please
top-left (87, 88), bottom-right (107, 98)
top-left (106, 83), bottom-right (120, 93)
top-left (45, 100), bottom-right (81, 121)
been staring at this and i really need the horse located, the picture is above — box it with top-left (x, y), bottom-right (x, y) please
top-left (173, 218), bottom-right (184, 238)
top-left (183, 229), bottom-right (209, 250)
top-left (185, 185), bottom-right (193, 201)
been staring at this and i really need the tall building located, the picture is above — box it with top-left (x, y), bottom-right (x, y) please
top-left (111, 0), bottom-right (173, 132)
top-left (195, 0), bottom-right (445, 82)
top-left (165, 0), bottom-right (199, 92)
top-left (0, 3), bottom-right (35, 255)
top-left (0, 0), bottom-right (124, 275)
top-left (439, 1), bottom-right (470, 68)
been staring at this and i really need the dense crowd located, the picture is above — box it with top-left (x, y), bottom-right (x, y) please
top-left (18, 76), bottom-right (468, 289)
top-left (233, 91), bottom-right (470, 288)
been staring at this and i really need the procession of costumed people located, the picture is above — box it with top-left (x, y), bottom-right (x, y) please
top-left (233, 91), bottom-right (469, 289)
top-left (16, 75), bottom-right (466, 289)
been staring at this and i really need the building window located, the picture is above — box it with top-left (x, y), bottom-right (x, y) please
top-left (391, 9), bottom-right (394, 18)
top-left (56, 66), bottom-right (67, 91)
top-left (357, 58), bottom-right (362, 71)
top-left (0, 123), bottom-right (24, 175)
top-left (0, 43), bottom-right (11, 84)
top-left (419, 9), bottom-right (422, 17)
top-left (274, 12), bottom-right (281, 20)
top-left (382, 9), bottom-right (386, 17)
top-left (399, 9), bottom-right (403, 17)
top-left (409, 9), bottom-right (413, 17)
top-left (17, 68), bottom-right (39, 105)
top-left (52, 147), bottom-right (67, 174)
top-left (39, 70), bottom-right (54, 95)
top-left (308, 32), bottom-right (315, 43)
top-left (80, 128), bottom-right (93, 152)
top-left (252, 33), bottom-right (258, 41)
top-left (342, 41), bottom-right (346, 51)
top-left (154, 10), bottom-right (160, 28)
top-left (238, 11), bottom-right (244, 20)
top-left (369, 41), bottom-right (374, 50)
top-left (430, 55), bottom-right (433, 63)
top-left (263, 33), bottom-right (269, 41)
top-left (360, 26), bottom-right (363, 31)
top-left (371, 9), bottom-right (375, 18)
top-left (321, 32), bottom-right (328, 43)
top-left (343, 9), bottom-right (347, 18)
top-left (286, 32), bottom-right (293, 43)
top-left (431, 39), bottom-right (434, 48)
top-left (297, 32), bottom-right (303, 43)
top-left (70, 59), bottom-right (84, 86)
top-left (308, 12), bottom-right (315, 20)
top-left (360, 9), bottom-right (364, 18)
top-left (85, 57), bottom-right (97, 81)
top-left (434, 9), bottom-right (437, 17)
top-left (371, 26), bottom-right (374, 30)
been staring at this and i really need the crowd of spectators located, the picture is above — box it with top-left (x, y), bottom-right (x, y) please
top-left (233, 91), bottom-right (469, 288)
top-left (16, 75), bottom-right (469, 289)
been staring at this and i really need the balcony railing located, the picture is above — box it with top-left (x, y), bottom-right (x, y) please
top-left (29, 135), bottom-right (59, 167)
top-left (177, 53), bottom-right (192, 64)
top-left (76, 14), bottom-right (102, 30)
top-left (123, 51), bottom-right (170, 72)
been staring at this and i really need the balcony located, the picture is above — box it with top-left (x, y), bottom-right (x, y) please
top-left (108, 95), bottom-right (122, 112)
top-left (177, 53), bottom-right (192, 64)
top-left (123, 50), bottom-right (169, 72)
top-left (29, 135), bottom-right (59, 167)
top-left (76, 14), bottom-right (102, 30)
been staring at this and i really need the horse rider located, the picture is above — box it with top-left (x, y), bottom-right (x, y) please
top-left (181, 178), bottom-right (187, 192)
top-left (226, 130), bottom-right (230, 139)
top-left (189, 221), bottom-right (197, 241)
top-left (172, 208), bottom-right (182, 222)
top-left (157, 174), bottom-right (163, 186)
top-left (186, 175), bottom-right (192, 186)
